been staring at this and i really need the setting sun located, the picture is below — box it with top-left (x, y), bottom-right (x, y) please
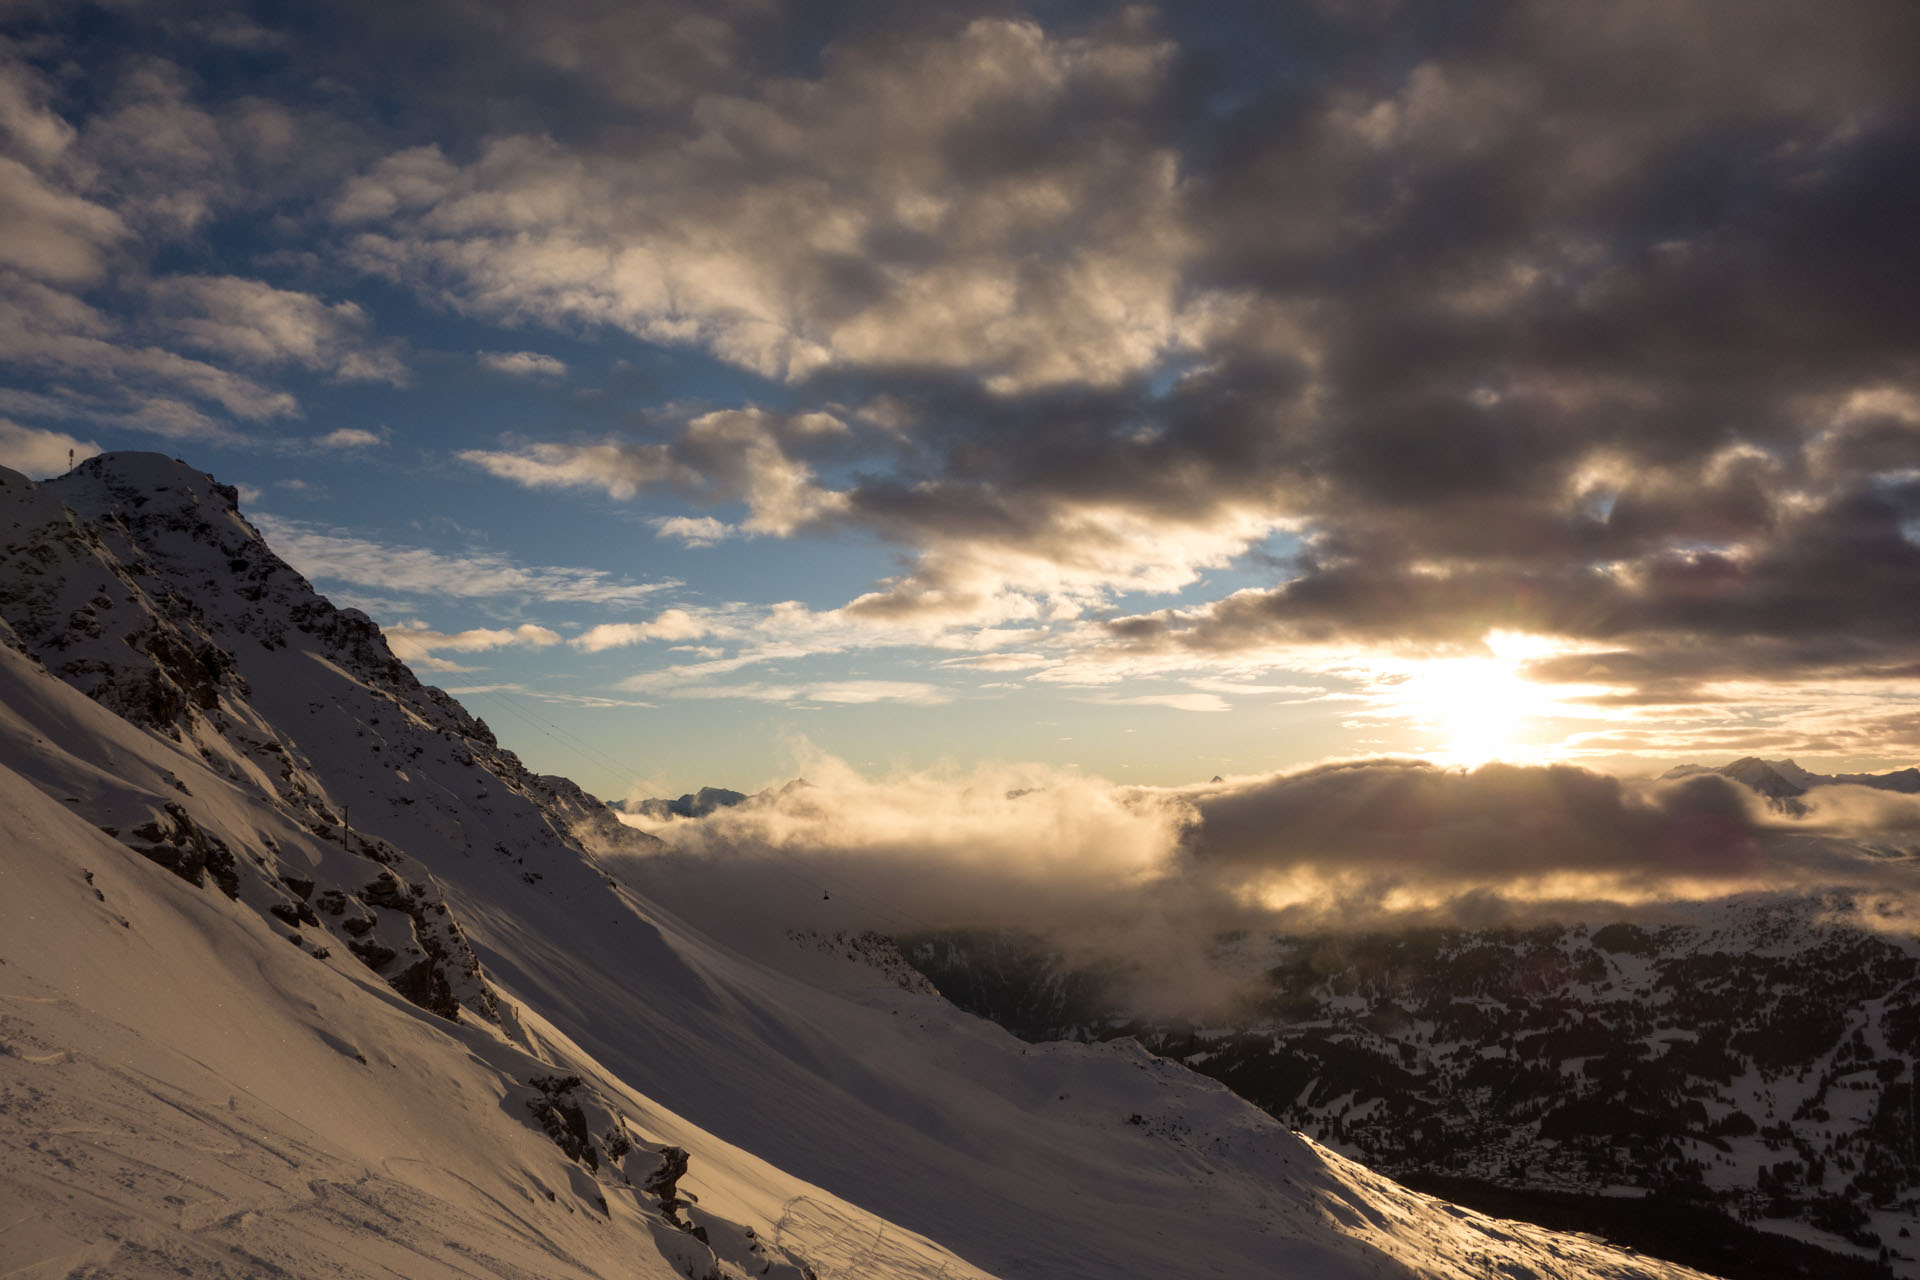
top-left (1370, 633), bottom-right (1575, 765)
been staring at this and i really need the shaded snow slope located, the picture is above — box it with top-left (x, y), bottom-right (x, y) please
top-left (0, 640), bottom-right (858, 1279)
top-left (1, 453), bottom-right (1708, 1279)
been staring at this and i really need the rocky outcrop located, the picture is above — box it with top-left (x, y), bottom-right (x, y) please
top-left (125, 801), bottom-right (240, 899)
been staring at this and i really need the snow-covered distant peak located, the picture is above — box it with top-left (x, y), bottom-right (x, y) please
top-left (1667, 755), bottom-right (1920, 800)
top-left (1768, 757), bottom-right (1822, 789)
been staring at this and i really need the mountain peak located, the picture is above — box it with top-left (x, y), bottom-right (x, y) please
top-left (57, 450), bottom-right (243, 514)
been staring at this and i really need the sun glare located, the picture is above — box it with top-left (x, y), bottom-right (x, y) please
top-left (1378, 632), bottom-right (1570, 766)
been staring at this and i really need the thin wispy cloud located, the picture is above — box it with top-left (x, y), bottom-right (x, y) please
top-left (661, 680), bottom-right (951, 706)
top-left (251, 515), bottom-right (676, 608)
top-left (312, 426), bottom-right (388, 450)
top-left (1090, 692), bottom-right (1232, 714)
top-left (384, 620), bottom-right (561, 664)
top-left (572, 608), bottom-right (721, 652)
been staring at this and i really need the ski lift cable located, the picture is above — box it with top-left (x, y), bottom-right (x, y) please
top-left (474, 688), bottom-right (640, 787)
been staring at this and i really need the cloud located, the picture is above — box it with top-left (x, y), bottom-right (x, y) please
top-left (1091, 692), bottom-right (1232, 713)
top-left (383, 621), bottom-right (562, 664)
top-left (652, 515), bottom-right (734, 547)
top-left (803, 681), bottom-right (949, 706)
top-left (478, 349), bottom-right (567, 378)
top-left (1188, 762), bottom-right (1767, 885)
top-left (459, 439), bottom-right (691, 501)
top-left (462, 407), bottom-right (850, 536)
top-left (153, 276), bottom-right (408, 384)
top-left (0, 271), bottom-right (297, 431)
top-left (0, 156), bottom-right (127, 283)
top-left (338, 16), bottom-right (1184, 389)
top-left (659, 679), bottom-right (950, 706)
top-left (572, 608), bottom-right (718, 652)
top-left (0, 57), bottom-right (373, 442)
top-left (414, 3), bottom-right (1920, 747)
top-left (250, 515), bottom-right (675, 607)
top-left (314, 427), bottom-right (388, 449)
top-left (626, 750), bottom-right (1189, 940)
top-left (442, 680), bottom-right (654, 709)
top-left (0, 55), bottom-right (77, 166)
top-left (0, 419), bottom-right (98, 478)
top-left (940, 652), bottom-right (1052, 672)
top-left (617, 751), bottom-right (1920, 1015)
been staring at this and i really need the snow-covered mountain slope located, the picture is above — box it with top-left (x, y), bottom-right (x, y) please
top-left (908, 905), bottom-right (1920, 1275)
top-left (1, 453), bottom-right (1708, 1279)
top-left (0, 635), bottom-right (861, 1279)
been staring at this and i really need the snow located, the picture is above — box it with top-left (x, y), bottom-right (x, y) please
top-left (0, 454), bottom-right (1714, 1279)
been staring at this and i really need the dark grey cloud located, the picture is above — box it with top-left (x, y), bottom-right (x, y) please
top-left (1189, 760), bottom-right (1767, 882)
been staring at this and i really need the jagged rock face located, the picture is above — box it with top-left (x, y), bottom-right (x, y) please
top-left (907, 897), bottom-right (1920, 1265)
top-left (0, 455), bottom-right (656, 1024)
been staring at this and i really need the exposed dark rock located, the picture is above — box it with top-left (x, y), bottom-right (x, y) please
top-left (644, 1144), bottom-right (694, 1226)
top-left (125, 802), bottom-right (239, 899)
top-left (346, 939), bottom-right (397, 970)
top-left (387, 957), bottom-right (460, 1021)
top-left (527, 1075), bottom-right (597, 1170)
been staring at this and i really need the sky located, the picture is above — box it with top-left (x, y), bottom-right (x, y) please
top-left (3, 0), bottom-right (1920, 802)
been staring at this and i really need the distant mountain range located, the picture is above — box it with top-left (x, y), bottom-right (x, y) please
top-left (624, 784), bottom-right (750, 820)
top-left (1665, 757), bottom-right (1920, 800)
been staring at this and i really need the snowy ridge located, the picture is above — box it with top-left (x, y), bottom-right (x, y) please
top-left (0, 453), bottom-right (1708, 1279)
top-left (1666, 757), bottom-right (1920, 803)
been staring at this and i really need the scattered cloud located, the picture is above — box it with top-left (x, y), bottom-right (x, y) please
top-left (1090, 692), bottom-right (1232, 713)
top-left (478, 349), bottom-right (567, 378)
top-left (461, 408), bottom-right (849, 535)
top-left (251, 515), bottom-right (676, 607)
top-left (313, 426), bottom-right (388, 449)
top-left (152, 275), bottom-right (407, 384)
top-left (940, 652), bottom-right (1053, 673)
top-left (458, 439), bottom-right (691, 501)
top-left (384, 621), bottom-right (562, 665)
top-left (573, 608), bottom-right (719, 652)
top-left (803, 681), bottom-right (949, 706)
top-left (340, 17), bottom-right (1184, 390)
top-left (652, 515), bottom-right (734, 547)
top-left (628, 674), bottom-right (950, 706)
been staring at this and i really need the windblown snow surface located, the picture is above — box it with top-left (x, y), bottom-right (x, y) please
top-left (0, 453), bottom-right (1706, 1279)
